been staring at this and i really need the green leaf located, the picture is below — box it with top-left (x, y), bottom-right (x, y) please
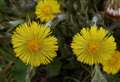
top-left (0, 0), bottom-right (6, 10)
top-left (107, 75), bottom-right (120, 82)
top-left (11, 59), bottom-right (27, 82)
top-left (0, 46), bottom-right (14, 61)
top-left (47, 61), bottom-right (62, 77)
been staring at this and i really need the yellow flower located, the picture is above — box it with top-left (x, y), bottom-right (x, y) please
top-left (35, 0), bottom-right (61, 22)
top-left (102, 51), bottom-right (120, 75)
top-left (11, 22), bottom-right (58, 67)
top-left (71, 25), bottom-right (116, 65)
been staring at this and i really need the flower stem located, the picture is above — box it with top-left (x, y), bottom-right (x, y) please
top-left (25, 66), bottom-right (35, 82)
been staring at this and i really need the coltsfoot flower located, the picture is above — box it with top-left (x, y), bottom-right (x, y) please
top-left (102, 51), bottom-right (120, 75)
top-left (11, 21), bottom-right (58, 67)
top-left (71, 25), bottom-right (116, 65)
top-left (35, 0), bottom-right (61, 22)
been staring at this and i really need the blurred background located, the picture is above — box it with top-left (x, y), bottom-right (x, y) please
top-left (0, 0), bottom-right (120, 82)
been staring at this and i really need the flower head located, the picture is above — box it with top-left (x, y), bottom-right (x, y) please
top-left (71, 25), bottom-right (116, 65)
top-left (35, 0), bottom-right (61, 22)
top-left (11, 22), bottom-right (58, 67)
top-left (102, 51), bottom-right (120, 75)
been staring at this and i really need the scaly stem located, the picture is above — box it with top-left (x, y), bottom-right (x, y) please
top-left (91, 65), bottom-right (107, 82)
top-left (25, 66), bottom-right (35, 82)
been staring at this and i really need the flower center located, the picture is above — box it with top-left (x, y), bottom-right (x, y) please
top-left (27, 39), bottom-right (40, 52)
top-left (42, 5), bottom-right (52, 15)
top-left (88, 42), bottom-right (99, 54)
